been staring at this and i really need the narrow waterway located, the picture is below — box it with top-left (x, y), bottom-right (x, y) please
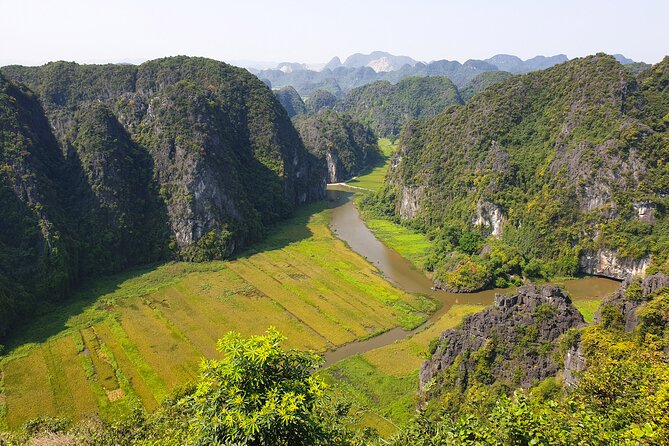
top-left (323, 187), bottom-right (620, 365)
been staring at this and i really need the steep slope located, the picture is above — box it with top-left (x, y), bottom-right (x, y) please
top-left (460, 71), bottom-right (514, 102)
top-left (0, 73), bottom-right (76, 334)
top-left (0, 57), bottom-right (325, 335)
top-left (340, 77), bottom-right (463, 137)
top-left (294, 110), bottom-right (380, 182)
top-left (420, 285), bottom-right (584, 392)
top-left (274, 86), bottom-right (307, 117)
top-left (376, 54), bottom-right (669, 290)
top-left (305, 89), bottom-right (338, 114)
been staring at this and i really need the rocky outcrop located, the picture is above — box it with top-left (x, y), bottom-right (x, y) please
top-left (420, 285), bottom-right (584, 391)
top-left (399, 185), bottom-right (423, 220)
top-left (594, 272), bottom-right (669, 332)
top-left (579, 249), bottom-right (650, 280)
top-left (562, 344), bottom-right (587, 387)
top-left (473, 201), bottom-right (504, 238)
top-left (293, 110), bottom-right (380, 183)
top-left (634, 201), bottom-right (655, 224)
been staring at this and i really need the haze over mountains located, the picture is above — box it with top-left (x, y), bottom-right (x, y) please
top-left (252, 50), bottom-right (644, 97)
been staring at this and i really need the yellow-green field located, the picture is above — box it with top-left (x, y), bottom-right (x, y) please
top-left (0, 202), bottom-right (432, 430)
top-left (346, 138), bottom-right (396, 192)
top-left (320, 304), bottom-right (485, 436)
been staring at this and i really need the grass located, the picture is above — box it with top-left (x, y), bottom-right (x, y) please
top-left (0, 200), bottom-right (428, 429)
top-left (347, 138), bottom-right (396, 192)
top-left (573, 299), bottom-right (601, 323)
top-left (320, 304), bottom-right (485, 436)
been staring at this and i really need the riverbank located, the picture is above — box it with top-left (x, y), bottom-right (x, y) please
top-left (320, 186), bottom-right (620, 435)
top-left (0, 201), bottom-right (428, 430)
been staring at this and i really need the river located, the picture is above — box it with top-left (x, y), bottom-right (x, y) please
top-left (323, 187), bottom-right (620, 365)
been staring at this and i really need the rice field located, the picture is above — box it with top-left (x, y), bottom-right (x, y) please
top-left (346, 138), bottom-right (396, 192)
top-left (0, 202), bottom-right (431, 429)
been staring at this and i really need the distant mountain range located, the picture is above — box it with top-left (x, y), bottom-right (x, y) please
top-left (254, 51), bottom-right (643, 96)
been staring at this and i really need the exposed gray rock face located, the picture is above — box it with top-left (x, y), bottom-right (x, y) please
top-left (563, 344), bottom-right (587, 387)
top-left (634, 201), bottom-right (656, 224)
top-left (420, 285), bottom-right (584, 392)
top-left (473, 201), bottom-right (504, 238)
top-left (579, 249), bottom-right (650, 280)
top-left (399, 185), bottom-right (423, 219)
top-left (594, 272), bottom-right (669, 332)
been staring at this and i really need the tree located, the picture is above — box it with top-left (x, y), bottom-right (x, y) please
top-left (184, 328), bottom-right (334, 446)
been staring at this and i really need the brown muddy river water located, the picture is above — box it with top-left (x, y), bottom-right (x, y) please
top-left (323, 187), bottom-right (620, 365)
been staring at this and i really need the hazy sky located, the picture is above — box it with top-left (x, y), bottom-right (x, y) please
top-left (1, 0), bottom-right (667, 67)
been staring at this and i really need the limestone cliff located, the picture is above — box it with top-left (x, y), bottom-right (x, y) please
top-left (379, 54), bottom-right (669, 282)
top-left (0, 57), bottom-right (326, 335)
top-left (420, 285), bottom-right (584, 392)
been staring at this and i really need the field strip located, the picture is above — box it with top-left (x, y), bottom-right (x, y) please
top-left (257, 251), bottom-right (397, 329)
top-left (94, 322), bottom-right (159, 411)
top-left (244, 254), bottom-right (387, 338)
top-left (226, 259), bottom-right (357, 346)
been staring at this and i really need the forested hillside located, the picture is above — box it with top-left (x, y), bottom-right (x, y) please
top-left (294, 110), bottom-right (381, 182)
top-left (0, 57), bottom-right (325, 335)
top-left (368, 54), bottom-right (669, 291)
top-left (340, 77), bottom-right (462, 137)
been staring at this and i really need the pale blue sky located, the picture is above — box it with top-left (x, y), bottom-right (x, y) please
top-left (1, 0), bottom-right (666, 66)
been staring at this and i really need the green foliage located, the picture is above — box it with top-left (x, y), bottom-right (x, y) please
top-left (434, 253), bottom-right (492, 292)
top-left (294, 110), bottom-right (381, 182)
top-left (340, 77), bottom-right (463, 137)
top-left (459, 71), bottom-right (514, 102)
top-left (305, 89), bottom-right (337, 114)
top-left (457, 231), bottom-right (484, 255)
top-left (371, 54), bottom-right (669, 288)
top-left (600, 304), bottom-right (625, 331)
top-left (180, 229), bottom-right (233, 262)
top-left (184, 328), bottom-right (330, 445)
top-left (625, 277), bottom-right (644, 301)
top-left (274, 86), bottom-right (307, 118)
top-left (533, 303), bottom-right (558, 322)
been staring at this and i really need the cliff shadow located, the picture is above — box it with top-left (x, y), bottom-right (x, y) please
top-left (234, 193), bottom-right (343, 258)
top-left (1, 263), bottom-right (166, 350)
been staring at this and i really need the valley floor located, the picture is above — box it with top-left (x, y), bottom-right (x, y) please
top-left (0, 201), bottom-right (430, 430)
top-left (0, 138), bottom-right (620, 434)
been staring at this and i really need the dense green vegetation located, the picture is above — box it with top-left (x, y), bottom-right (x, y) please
top-left (340, 77), bottom-right (462, 137)
top-left (305, 89), bottom-right (338, 114)
top-left (0, 57), bottom-right (325, 337)
top-left (274, 86), bottom-right (307, 118)
top-left (459, 71), bottom-right (514, 102)
top-left (294, 110), bottom-right (380, 182)
top-left (367, 54), bottom-right (669, 291)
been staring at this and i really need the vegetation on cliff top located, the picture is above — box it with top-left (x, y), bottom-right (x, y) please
top-left (0, 57), bottom-right (325, 336)
top-left (367, 54), bottom-right (669, 291)
top-left (339, 76), bottom-right (462, 137)
top-left (294, 110), bottom-right (381, 183)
